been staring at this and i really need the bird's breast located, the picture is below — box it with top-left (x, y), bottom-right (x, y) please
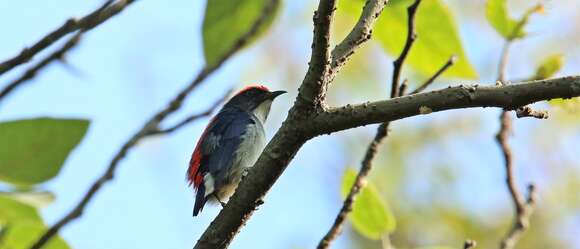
top-left (233, 120), bottom-right (266, 171)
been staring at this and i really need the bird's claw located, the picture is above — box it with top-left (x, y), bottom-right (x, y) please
top-left (213, 193), bottom-right (227, 207)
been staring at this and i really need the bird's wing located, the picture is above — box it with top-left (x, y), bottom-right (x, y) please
top-left (187, 109), bottom-right (252, 189)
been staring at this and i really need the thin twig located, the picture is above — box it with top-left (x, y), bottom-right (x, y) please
top-left (147, 89), bottom-right (231, 135)
top-left (317, 122), bottom-right (390, 249)
top-left (391, 0), bottom-right (420, 98)
top-left (496, 111), bottom-right (523, 209)
top-left (495, 38), bottom-right (537, 249)
top-left (0, 33), bottom-right (81, 105)
top-left (0, 0), bottom-right (135, 76)
top-left (317, 2), bottom-right (422, 248)
top-left (410, 55), bottom-right (457, 95)
top-left (398, 79), bottom-right (408, 96)
top-left (500, 185), bottom-right (537, 249)
top-left (29, 1), bottom-right (279, 248)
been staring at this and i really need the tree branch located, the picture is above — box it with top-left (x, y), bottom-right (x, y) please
top-left (313, 76), bottom-right (580, 135)
top-left (295, 0), bottom-right (336, 110)
top-left (391, 0), bottom-right (420, 98)
top-left (0, 0), bottom-right (135, 76)
top-left (0, 34), bottom-right (81, 105)
top-left (318, 2), bottom-right (421, 248)
top-left (330, 0), bottom-right (387, 74)
top-left (317, 122), bottom-right (390, 249)
top-left (497, 42), bottom-right (511, 83)
top-left (29, 0), bottom-right (280, 248)
top-left (500, 184), bottom-right (536, 249)
top-left (494, 36), bottom-right (537, 249)
top-left (146, 90), bottom-right (231, 136)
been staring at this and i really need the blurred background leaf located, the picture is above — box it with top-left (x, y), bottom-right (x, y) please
top-left (485, 0), bottom-right (523, 39)
top-left (0, 118), bottom-right (89, 186)
top-left (341, 168), bottom-right (396, 240)
top-left (203, 0), bottom-right (281, 67)
top-left (0, 196), bottom-right (69, 249)
top-left (534, 54), bottom-right (564, 80)
top-left (486, 0), bottom-right (544, 40)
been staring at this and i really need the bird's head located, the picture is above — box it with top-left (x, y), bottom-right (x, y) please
top-left (224, 85), bottom-right (286, 122)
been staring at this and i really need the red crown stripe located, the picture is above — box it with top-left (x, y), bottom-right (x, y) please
top-left (236, 85), bottom-right (269, 95)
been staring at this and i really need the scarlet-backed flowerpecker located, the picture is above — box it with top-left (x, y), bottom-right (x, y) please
top-left (187, 85), bottom-right (286, 216)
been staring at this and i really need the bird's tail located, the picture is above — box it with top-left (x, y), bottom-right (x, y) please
top-left (193, 184), bottom-right (207, 216)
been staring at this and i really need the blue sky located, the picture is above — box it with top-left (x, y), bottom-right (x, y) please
top-left (1, 0), bottom-right (578, 249)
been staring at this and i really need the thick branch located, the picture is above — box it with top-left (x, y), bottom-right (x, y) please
top-left (0, 0), bottom-right (135, 76)
top-left (0, 34), bottom-right (81, 105)
top-left (29, 1), bottom-right (280, 248)
top-left (295, 0), bottom-right (336, 110)
top-left (330, 0), bottom-right (388, 73)
top-left (313, 76), bottom-right (580, 135)
top-left (193, 123), bottom-right (309, 249)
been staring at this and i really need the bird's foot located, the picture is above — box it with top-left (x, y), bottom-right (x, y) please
top-left (213, 193), bottom-right (227, 207)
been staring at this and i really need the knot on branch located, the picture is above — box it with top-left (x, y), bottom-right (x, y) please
top-left (515, 106), bottom-right (548, 119)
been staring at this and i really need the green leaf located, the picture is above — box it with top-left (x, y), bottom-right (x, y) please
top-left (0, 118), bottom-right (89, 186)
top-left (0, 195), bottom-right (38, 223)
top-left (341, 168), bottom-right (396, 240)
top-left (202, 0), bottom-right (280, 67)
top-left (338, 0), bottom-right (478, 79)
top-left (533, 54), bottom-right (564, 80)
top-left (486, 0), bottom-right (544, 40)
top-left (485, 0), bottom-right (521, 38)
top-left (0, 196), bottom-right (69, 249)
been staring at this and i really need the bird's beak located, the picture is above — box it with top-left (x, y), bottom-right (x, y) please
top-left (269, 90), bottom-right (287, 99)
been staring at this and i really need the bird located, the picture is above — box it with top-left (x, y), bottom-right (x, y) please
top-left (187, 85), bottom-right (286, 216)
